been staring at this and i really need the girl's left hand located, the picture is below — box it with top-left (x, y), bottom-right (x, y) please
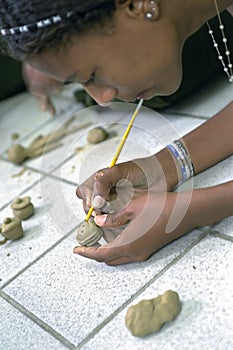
top-left (74, 190), bottom-right (196, 265)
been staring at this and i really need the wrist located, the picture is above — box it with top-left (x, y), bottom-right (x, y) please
top-left (155, 147), bottom-right (180, 191)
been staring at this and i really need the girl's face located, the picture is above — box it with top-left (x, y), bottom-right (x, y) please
top-left (29, 6), bottom-right (184, 106)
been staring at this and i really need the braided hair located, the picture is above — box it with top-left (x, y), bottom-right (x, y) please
top-left (0, 0), bottom-right (116, 60)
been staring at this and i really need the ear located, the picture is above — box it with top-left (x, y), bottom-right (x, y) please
top-left (115, 0), bottom-right (160, 21)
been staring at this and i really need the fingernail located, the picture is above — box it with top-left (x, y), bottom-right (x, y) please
top-left (95, 214), bottom-right (107, 226)
top-left (92, 195), bottom-right (106, 209)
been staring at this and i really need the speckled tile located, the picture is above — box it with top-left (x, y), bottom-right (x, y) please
top-left (1, 102), bottom-right (90, 173)
top-left (83, 236), bottom-right (233, 350)
top-left (0, 159), bottom-right (40, 210)
top-left (0, 86), bottom-right (81, 154)
top-left (0, 297), bottom-right (69, 350)
top-left (53, 105), bottom-right (204, 184)
top-left (119, 104), bottom-right (205, 146)
top-left (213, 216), bottom-right (233, 238)
top-left (52, 121), bottom-right (159, 184)
top-left (0, 92), bottom-right (50, 153)
top-left (0, 176), bottom-right (82, 287)
top-left (3, 228), bottom-right (203, 347)
top-left (5, 103), bottom-right (129, 174)
top-left (166, 74), bottom-right (233, 118)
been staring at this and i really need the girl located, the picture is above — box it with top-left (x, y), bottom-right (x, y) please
top-left (1, 0), bottom-right (232, 265)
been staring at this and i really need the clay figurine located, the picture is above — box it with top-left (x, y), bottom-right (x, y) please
top-left (7, 116), bottom-right (91, 164)
top-left (87, 126), bottom-right (108, 144)
top-left (0, 217), bottom-right (24, 244)
top-left (76, 218), bottom-right (103, 246)
top-left (125, 290), bottom-right (181, 337)
top-left (10, 196), bottom-right (34, 220)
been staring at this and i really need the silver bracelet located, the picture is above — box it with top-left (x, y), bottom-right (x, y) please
top-left (166, 139), bottom-right (194, 183)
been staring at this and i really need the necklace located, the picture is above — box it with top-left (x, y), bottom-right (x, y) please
top-left (207, 0), bottom-right (233, 83)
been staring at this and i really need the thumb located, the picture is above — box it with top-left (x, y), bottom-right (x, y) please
top-left (94, 209), bottom-right (131, 228)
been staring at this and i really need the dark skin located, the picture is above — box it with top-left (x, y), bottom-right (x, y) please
top-left (22, 0), bottom-right (233, 265)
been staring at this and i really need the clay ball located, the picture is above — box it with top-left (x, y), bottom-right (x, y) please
top-left (87, 127), bottom-right (108, 144)
top-left (7, 144), bottom-right (26, 164)
top-left (76, 218), bottom-right (103, 246)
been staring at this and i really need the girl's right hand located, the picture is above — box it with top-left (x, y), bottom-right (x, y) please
top-left (76, 154), bottom-right (175, 217)
top-left (22, 63), bottom-right (64, 115)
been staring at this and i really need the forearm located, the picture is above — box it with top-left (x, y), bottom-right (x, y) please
top-left (189, 180), bottom-right (233, 228)
top-left (183, 101), bottom-right (233, 174)
top-left (156, 102), bottom-right (233, 190)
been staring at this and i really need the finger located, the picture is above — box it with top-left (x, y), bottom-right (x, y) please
top-left (92, 165), bottom-right (126, 200)
top-left (76, 186), bottom-right (92, 207)
top-left (73, 245), bottom-right (137, 265)
top-left (39, 97), bottom-right (56, 116)
top-left (94, 209), bottom-right (131, 228)
top-left (73, 245), bottom-right (123, 262)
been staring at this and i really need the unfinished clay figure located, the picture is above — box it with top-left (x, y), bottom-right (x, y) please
top-left (0, 217), bottom-right (24, 244)
top-left (125, 290), bottom-right (181, 337)
top-left (7, 116), bottom-right (91, 164)
top-left (10, 196), bottom-right (34, 220)
top-left (87, 126), bottom-right (108, 144)
top-left (76, 218), bottom-right (103, 246)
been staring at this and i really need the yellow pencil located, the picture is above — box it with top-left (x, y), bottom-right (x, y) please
top-left (85, 98), bottom-right (144, 221)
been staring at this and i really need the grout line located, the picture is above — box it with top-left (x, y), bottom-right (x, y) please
top-left (75, 231), bottom-right (208, 349)
top-left (0, 289), bottom-right (75, 350)
top-left (208, 230), bottom-right (233, 242)
top-left (0, 100), bottom-right (80, 155)
top-left (0, 176), bottom-right (43, 211)
top-left (1, 227), bottom-right (78, 289)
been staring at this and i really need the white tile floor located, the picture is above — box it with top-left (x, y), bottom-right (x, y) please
top-left (0, 75), bottom-right (232, 350)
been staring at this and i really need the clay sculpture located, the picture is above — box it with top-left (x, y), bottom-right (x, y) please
top-left (76, 218), bottom-right (103, 246)
top-left (10, 196), bottom-right (34, 220)
top-left (7, 116), bottom-right (91, 164)
top-left (87, 126), bottom-right (108, 144)
top-left (0, 217), bottom-right (24, 244)
top-left (125, 290), bottom-right (181, 337)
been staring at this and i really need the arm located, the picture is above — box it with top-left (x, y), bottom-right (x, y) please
top-left (74, 103), bottom-right (233, 264)
top-left (74, 180), bottom-right (233, 265)
top-left (156, 101), bottom-right (233, 189)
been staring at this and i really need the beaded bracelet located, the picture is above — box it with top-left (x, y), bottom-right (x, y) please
top-left (166, 140), bottom-right (194, 183)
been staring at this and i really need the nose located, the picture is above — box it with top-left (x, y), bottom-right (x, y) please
top-left (83, 85), bottom-right (118, 106)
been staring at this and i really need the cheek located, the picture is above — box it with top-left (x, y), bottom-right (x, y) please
top-left (165, 62), bottom-right (183, 94)
top-left (157, 46), bottom-right (183, 95)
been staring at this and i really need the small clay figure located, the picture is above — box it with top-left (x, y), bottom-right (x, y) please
top-left (125, 290), bottom-right (181, 337)
top-left (7, 116), bottom-right (91, 164)
top-left (87, 126), bottom-right (108, 144)
top-left (10, 196), bottom-right (34, 220)
top-left (76, 218), bottom-right (103, 246)
top-left (0, 217), bottom-right (24, 244)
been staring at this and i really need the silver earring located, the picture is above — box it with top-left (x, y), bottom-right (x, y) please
top-left (145, 12), bottom-right (153, 20)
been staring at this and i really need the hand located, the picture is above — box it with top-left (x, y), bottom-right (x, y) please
top-left (22, 63), bottom-right (64, 115)
top-left (74, 190), bottom-right (195, 265)
top-left (76, 155), bottom-right (170, 217)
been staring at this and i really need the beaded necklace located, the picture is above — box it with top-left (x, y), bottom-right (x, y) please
top-left (207, 0), bottom-right (233, 83)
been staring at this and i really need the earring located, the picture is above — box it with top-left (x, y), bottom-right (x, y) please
top-left (145, 12), bottom-right (153, 19)
top-left (145, 0), bottom-right (159, 20)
